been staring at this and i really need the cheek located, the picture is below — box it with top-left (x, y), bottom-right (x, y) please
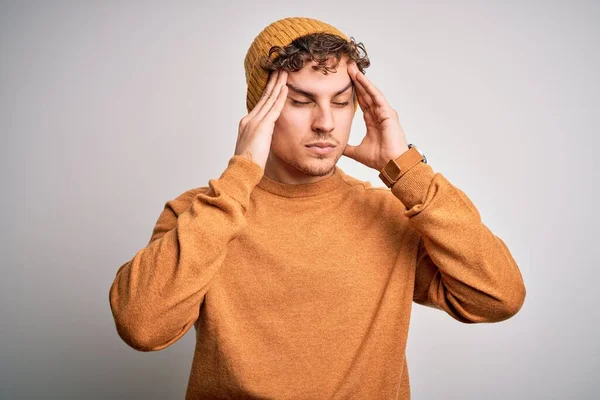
top-left (273, 111), bottom-right (291, 137)
top-left (335, 108), bottom-right (354, 130)
top-left (278, 105), bottom-right (310, 125)
top-left (272, 113), bottom-right (297, 149)
top-left (274, 107), bottom-right (309, 137)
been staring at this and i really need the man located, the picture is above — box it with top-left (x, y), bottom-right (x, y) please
top-left (109, 17), bottom-right (526, 399)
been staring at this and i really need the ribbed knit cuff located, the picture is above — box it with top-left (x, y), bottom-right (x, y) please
top-left (208, 155), bottom-right (265, 208)
top-left (390, 162), bottom-right (435, 210)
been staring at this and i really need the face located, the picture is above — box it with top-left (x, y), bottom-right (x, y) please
top-left (267, 56), bottom-right (356, 181)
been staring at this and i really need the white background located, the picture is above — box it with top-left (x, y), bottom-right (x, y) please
top-left (1, 1), bottom-right (598, 398)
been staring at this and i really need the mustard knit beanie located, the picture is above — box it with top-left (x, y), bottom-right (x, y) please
top-left (244, 16), bottom-right (358, 114)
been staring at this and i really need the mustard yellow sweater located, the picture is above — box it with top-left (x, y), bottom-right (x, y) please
top-left (109, 155), bottom-right (526, 399)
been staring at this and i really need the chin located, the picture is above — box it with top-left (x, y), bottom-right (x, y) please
top-left (293, 154), bottom-right (339, 177)
top-left (270, 146), bottom-right (340, 177)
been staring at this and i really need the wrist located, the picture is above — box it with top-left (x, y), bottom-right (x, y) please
top-left (378, 144), bottom-right (427, 188)
top-left (377, 146), bottom-right (410, 171)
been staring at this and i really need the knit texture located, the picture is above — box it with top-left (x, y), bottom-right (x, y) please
top-left (109, 156), bottom-right (527, 399)
top-left (244, 16), bottom-right (359, 113)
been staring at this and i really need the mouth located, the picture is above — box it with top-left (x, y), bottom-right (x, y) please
top-left (305, 144), bottom-right (336, 155)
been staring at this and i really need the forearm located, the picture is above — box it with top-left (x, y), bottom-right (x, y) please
top-left (392, 162), bottom-right (526, 322)
top-left (109, 155), bottom-right (264, 350)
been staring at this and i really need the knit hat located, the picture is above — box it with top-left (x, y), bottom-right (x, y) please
top-left (244, 16), bottom-right (358, 114)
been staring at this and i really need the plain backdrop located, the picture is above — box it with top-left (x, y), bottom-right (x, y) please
top-left (1, 1), bottom-right (598, 399)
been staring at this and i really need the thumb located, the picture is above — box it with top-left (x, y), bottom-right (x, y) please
top-left (343, 144), bottom-right (358, 160)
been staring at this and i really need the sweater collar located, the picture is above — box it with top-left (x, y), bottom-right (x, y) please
top-left (256, 166), bottom-right (345, 198)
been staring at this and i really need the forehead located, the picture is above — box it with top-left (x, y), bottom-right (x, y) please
top-left (286, 57), bottom-right (352, 95)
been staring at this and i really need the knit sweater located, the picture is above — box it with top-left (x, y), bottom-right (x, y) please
top-left (109, 154), bottom-right (526, 399)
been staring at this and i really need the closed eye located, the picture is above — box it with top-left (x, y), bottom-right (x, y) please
top-left (292, 100), bottom-right (349, 107)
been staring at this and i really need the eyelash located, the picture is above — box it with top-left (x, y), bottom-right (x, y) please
top-left (292, 100), bottom-right (349, 107)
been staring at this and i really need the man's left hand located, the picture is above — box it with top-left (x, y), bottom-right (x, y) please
top-left (343, 62), bottom-right (409, 171)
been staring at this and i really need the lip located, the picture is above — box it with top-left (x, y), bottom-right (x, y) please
top-left (305, 145), bottom-right (336, 155)
top-left (306, 142), bottom-right (336, 148)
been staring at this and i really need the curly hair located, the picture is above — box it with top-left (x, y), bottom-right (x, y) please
top-left (258, 32), bottom-right (371, 75)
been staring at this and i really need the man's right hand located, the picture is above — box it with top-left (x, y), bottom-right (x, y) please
top-left (235, 69), bottom-right (288, 171)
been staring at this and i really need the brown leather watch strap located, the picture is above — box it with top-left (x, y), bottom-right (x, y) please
top-left (378, 146), bottom-right (425, 188)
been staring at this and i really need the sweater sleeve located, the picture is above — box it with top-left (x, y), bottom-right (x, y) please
top-left (109, 155), bottom-right (264, 351)
top-left (390, 161), bottom-right (526, 323)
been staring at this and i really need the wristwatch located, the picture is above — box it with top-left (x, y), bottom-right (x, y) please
top-left (378, 144), bottom-right (427, 188)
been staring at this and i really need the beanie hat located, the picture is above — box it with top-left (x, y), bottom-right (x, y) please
top-left (244, 16), bottom-right (358, 114)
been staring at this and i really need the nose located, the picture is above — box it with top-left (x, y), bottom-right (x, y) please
top-left (311, 104), bottom-right (335, 134)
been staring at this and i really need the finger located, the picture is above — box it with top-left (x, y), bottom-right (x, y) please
top-left (354, 69), bottom-right (388, 108)
top-left (349, 67), bottom-right (375, 110)
top-left (256, 70), bottom-right (288, 121)
top-left (264, 85), bottom-right (288, 123)
top-left (250, 69), bottom-right (279, 117)
top-left (353, 77), bottom-right (374, 110)
top-left (256, 69), bottom-right (286, 121)
top-left (248, 70), bottom-right (280, 119)
top-left (361, 103), bottom-right (376, 127)
top-left (351, 85), bottom-right (378, 130)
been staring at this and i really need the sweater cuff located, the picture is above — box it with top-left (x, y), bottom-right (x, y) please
top-left (390, 162), bottom-right (435, 210)
top-left (208, 155), bottom-right (264, 208)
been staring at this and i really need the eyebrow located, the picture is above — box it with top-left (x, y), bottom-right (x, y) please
top-left (286, 81), bottom-right (354, 99)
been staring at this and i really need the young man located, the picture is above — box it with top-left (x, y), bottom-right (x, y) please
top-left (109, 17), bottom-right (527, 399)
